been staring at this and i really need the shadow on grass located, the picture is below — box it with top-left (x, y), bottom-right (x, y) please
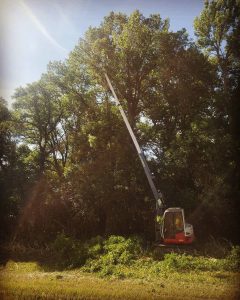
top-left (0, 244), bottom-right (67, 272)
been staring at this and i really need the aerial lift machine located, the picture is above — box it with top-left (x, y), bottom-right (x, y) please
top-left (105, 74), bottom-right (195, 245)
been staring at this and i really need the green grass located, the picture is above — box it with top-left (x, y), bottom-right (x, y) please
top-left (0, 260), bottom-right (239, 300)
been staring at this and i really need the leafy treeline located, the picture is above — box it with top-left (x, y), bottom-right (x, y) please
top-left (0, 1), bottom-right (239, 244)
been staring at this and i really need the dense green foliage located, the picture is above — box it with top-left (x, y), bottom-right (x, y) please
top-left (49, 234), bottom-right (143, 272)
top-left (59, 234), bottom-right (240, 277)
top-left (1, 1), bottom-right (240, 246)
top-left (12, 234), bottom-right (240, 276)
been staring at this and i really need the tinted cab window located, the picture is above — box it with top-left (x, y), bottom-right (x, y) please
top-left (163, 211), bottom-right (184, 239)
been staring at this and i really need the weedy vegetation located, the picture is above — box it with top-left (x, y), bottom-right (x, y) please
top-left (1, 235), bottom-right (240, 299)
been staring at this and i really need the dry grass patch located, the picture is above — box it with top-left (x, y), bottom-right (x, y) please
top-left (0, 261), bottom-right (239, 299)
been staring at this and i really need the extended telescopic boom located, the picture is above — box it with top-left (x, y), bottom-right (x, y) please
top-left (105, 73), bottom-right (164, 212)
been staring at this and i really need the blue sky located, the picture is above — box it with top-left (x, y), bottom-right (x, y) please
top-left (0, 0), bottom-right (204, 106)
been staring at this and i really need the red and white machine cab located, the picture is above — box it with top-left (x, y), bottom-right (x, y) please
top-left (161, 208), bottom-right (195, 245)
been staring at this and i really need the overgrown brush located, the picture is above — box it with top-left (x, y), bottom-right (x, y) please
top-left (159, 248), bottom-right (240, 272)
top-left (50, 234), bottom-right (143, 272)
top-left (50, 233), bottom-right (87, 269)
top-left (49, 234), bottom-right (240, 277)
top-left (200, 236), bottom-right (233, 258)
top-left (83, 235), bottom-right (143, 276)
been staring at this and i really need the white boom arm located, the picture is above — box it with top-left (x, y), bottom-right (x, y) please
top-left (105, 73), bottom-right (164, 210)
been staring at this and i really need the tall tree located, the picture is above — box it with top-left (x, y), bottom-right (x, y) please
top-left (0, 98), bottom-right (17, 241)
top-left (194, 0), bottom-right (240, 241)
top-left (13, 74), bottom-right (69, 177)
top-left (73, 10), bottom-right (169, 127)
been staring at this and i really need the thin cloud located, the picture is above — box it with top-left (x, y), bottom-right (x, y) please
top-left (19, 0), bottom-right (68, 53)
top-left (53, 2), bottom-right (78, 36)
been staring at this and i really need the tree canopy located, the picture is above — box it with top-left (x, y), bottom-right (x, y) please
top-left (1, 2), bottom-right (239, 245)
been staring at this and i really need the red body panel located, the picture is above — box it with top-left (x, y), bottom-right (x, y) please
top-left (163, 231), bottom-right (194, 245)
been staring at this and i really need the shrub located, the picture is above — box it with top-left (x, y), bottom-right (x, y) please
top-left (162, 253), bottom-right (192, 271)
top-left (201, 236), bottom-right (232, 258)
top-left (51, 234), bottom-right (143, 271)
top-left (50, 234), bottom-right (240, 276)
top-left (51, 233), bottom-right (87, 269)
top-left (161, 253), bottom-right (226, 272)
top-left (225, 246), bottom-right (240, 271)
top-left (83, 235), bottom-right (143, 275)
top-left (84, 236), bottom-right (104, 259)
top-left (103, 235), bottom-right (142, 264)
